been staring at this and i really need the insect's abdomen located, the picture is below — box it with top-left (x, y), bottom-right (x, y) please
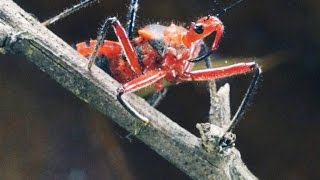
top-left (76, 40), bottom-right (122, 58)
top-left (76, 40), bottom-right (137, 83)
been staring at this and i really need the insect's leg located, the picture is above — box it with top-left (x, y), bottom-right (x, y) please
top-left (88, 17), bottom-right (142, 75)
top-left (119, 70), bottom-right (166, 94)
top-left (219, 65), bottom-right (261, 148)
top-left (180, 62), bottom-right (256, 81)
top-left (189, 51), bottom-right (214, 63)
top-left (144, 37), bottom-right (169, 107)
top-left (117, 70), bottom-right (166, 123)
top-left (146, 88), bottom-right (168, 107)
top-left (225, 65), bottom-right (262, 132)
top-left (126, 0), bottom-right (139, 40)
top-left (42, 0), bottom-right (99, 26)
top-left (199, 44), bottom-right (212, 68)
top-left (181, 62), bottom-right (261, 148)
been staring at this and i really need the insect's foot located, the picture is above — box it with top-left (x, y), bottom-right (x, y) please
top-left (8, 31), bottom-right (27, 45)
top-left (124, 119), bottom-right (150, 141)
top-left (219, 132), bottom-right (236, 151)
top-left (117, 86), bottom-right (125, 94)
top-left (125, 133), bottom-right (134, 143)
top-left (116, 87), bottom-right (150, 125)
top-left (87, 58), bottom-right (94, 70)
top-left (134, 120), bottom-right (149, 135)
top-left (196, 123), bottom-right (235, 154)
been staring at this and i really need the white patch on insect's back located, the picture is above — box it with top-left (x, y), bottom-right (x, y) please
top-left (143, 24), bottom-right (166, 40)
top-left (164, 24), bottom-right (188, 47)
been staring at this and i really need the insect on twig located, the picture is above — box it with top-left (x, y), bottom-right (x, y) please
top-left (43, 0), bottom-right (261, 149)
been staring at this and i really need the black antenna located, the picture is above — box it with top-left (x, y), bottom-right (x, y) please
top-left (189, 0), bottom-right (247, 63)
top-left (213, 0), bottom-right (246, 17)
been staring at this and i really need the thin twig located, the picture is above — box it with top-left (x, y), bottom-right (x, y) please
top-left (0, 0), bottom-right (257, 179)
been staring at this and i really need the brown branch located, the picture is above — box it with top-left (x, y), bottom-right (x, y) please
top-left (0, 0), bottom-right (257, 179)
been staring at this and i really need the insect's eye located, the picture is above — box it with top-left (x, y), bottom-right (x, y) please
top-left (194, 24), bottom-right (204, 34)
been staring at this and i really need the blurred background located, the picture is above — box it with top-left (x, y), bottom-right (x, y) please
top-left (0, 0), bottom-right (319, 179)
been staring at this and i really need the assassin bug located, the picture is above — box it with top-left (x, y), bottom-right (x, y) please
top-left (44, 0), bottom-right (261, 148)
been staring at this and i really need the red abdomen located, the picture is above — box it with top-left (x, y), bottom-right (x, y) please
top-left (76, 40), bottom-right (138, 83)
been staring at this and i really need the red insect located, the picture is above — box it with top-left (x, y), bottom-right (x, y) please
top-left (44, 0), bottom-right (261, 148)
top-left (76, 9), bottom-right (256, 96)
top-left (74, 0), bottom-right (261, 132)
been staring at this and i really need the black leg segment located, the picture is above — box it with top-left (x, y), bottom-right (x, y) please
top-left (189, 51), bottom-right (213, 63)
top-left (88, 17), bottom-right (117, 69)
top-left (42, 0), bottom-right (99, 26)
top-left (226, 64), bottom-right (262, 133)
top-left (126, 0), bottom-right (139, 40)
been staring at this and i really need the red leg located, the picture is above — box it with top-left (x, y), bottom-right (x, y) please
top-left (119, 70), bottom-right (166, 93)
top-left (111, 18), bottom-right (142, 74)
top-left (180, 62), bottom-right (256, 81)
top-left (117, 70), bottom-right (166, 124)
top-left (87, 17), bottom-right (142, 74)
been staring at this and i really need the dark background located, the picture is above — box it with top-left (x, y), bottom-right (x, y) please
top-left (0, 0), bottom-right (319, 179)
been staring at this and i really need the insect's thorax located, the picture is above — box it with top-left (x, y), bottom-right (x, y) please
top-left (134, 23), bottom-right (202, 82)
top-left (77, 23), bottom-right (203, 84)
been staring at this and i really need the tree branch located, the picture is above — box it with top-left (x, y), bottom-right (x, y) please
top-left (0, 0), bottom-right (257, 179)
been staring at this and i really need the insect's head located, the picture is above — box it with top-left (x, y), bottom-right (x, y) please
top-left (182, 15), bottom-right (224, 50)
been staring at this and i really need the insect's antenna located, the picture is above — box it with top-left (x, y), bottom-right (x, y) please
top-left (222, 0), bottom-right (246, 15)
top-left (42, 0), bottom-right (99, 27)
top-left (189, 0), bottom-right (247, 63)
top-left (213, 0), bottom-right (246, 17)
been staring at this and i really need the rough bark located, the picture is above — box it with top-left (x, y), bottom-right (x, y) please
top-left (0, 1), bottom-right (257, 179)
